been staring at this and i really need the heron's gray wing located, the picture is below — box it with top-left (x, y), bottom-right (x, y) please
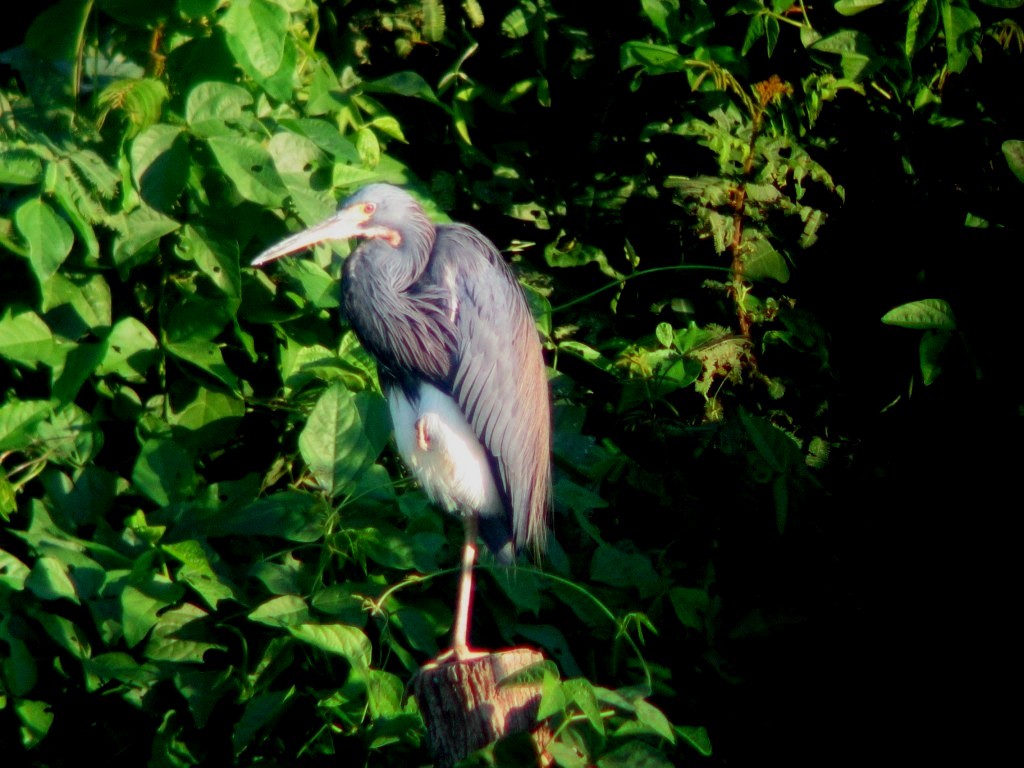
top-left (342, 244), bottom-right (457, 387)
top-left (429, 224), bottom-right (551, 555)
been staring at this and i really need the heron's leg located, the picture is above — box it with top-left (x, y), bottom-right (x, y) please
top-left (452, 515), bottom-right (478, 660)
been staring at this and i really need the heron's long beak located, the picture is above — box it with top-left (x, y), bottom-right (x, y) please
top-left (250, 204), bottom-right (370, 267)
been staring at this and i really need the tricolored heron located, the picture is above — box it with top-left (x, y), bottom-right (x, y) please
top-left (251, 184), bottom-right (550, 660)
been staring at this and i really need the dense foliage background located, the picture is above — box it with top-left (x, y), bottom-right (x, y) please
top-left (1, 0), bottom-right (1020, 765)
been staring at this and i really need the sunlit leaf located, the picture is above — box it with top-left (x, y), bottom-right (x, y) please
top-left (881, 298), bottom-right (957, 330)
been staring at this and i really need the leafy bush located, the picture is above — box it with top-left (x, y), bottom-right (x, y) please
top-left (2, 0), bottom-right (1018, 765)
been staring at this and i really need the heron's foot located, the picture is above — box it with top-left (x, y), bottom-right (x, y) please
top-left (423, 644), bottom-right (490, 668)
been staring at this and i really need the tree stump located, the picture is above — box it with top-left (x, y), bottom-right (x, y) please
top-left (413, 648), bottom-right (551, 767)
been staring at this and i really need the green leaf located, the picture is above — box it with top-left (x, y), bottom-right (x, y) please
top-left (185, 81), bottom-right (255, 134)
top-left (0, 398), bottom-right (54, 453)
top-left (298, 385), bottom-right (390, 498)
top-left (130, 123), bottom-right (189, 211)
top-left (206, 136), bottom-right (288, 207)
top-left (363, 71), bottom-right (445, 107)
top-left (919, 329), bottom-right (951, 385)
top-left (249, 594), bottom-right (312, 627)
top-left (233, 688), bottom-right (294, 754)
top-left (288, 623), bottom-right (371, 672)
top-left (207, 491), bottom-right (324, 542)
top-left (1002, 140), bottom-right (1024, 184)
top-left (835, 0), bottom-right (886, 15)
top-left (14, 699), bottom-right (54, 749)
top-left (597, 740), bottom-right (674, 766)
top-left (95, 316), bottom-right (159, 382)
top-left (25, 555), bottom-right (80, 604)
top-left (122, 575), bottom-right (187, 648)
top-left (668, 586), bottom-right (710, 631)
top-left (14, 197), bottom-right (74, 286)
top-left (164, 338), bottom-right (240, 390)
top-left (162, 539), bottom-right (236, 609)
top-left (169, 387), bottom-right (245, 452)
top-left (590, 546), bottom-right (663, 597)
top-left (942, 0), bottom-right (982, 74)
top-left (144, 603), bottom-right (225, 662)
top-left (881, 298), bottom-right (957, 330)
top-left (132, 438), bottom-right (198, 507)
top-left (738, 409), bottom-right (800, 474)
top-left (0, 307), bottom-right (58, 370)
top-left (620, 41), bottom-right (687, 75)
top-left (111, 205), bottom-right (180, 271)
top-left (220, 0), bottom-right (289, 77)
top-left (906, 0), bottom-right (941, 58)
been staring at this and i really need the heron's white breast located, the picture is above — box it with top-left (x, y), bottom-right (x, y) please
top-left (388, 383), bottom-right (503, 520)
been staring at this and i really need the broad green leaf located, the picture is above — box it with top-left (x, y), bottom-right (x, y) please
top-left (249, 594), bottom-right (312, 627)
top-left (164, 338), bottom-right (240, 390)
top-left (163, 539), bottom-right (237, 609)
top-left (36, 611), bottom-right (90, 659)
top-left (288, 623), bottom-right (371, 672)
top-left (25, 0), bottom-right (90, 60)
top-left (144, 603), bottom-right (225, 662)
top-left (620, 41), bottom-right (687, 75)
top-left (186, 81), bottom-right (254, 124)
top-left (835, 0), bottom-right (886, 15)
top-left (52, 341), bottom-right (105, 405)
top-left (598, 739), bottom-right (675, 766)
top-left (810, 30), bottom-right (879, 80)
top-left (641, 0), bottom-right (678, 37)
top-left (919, 329), bottom-right (951, 385)
top-left (1002, 140), bottom-right (1024, 184)
top-left (84, 652), bottom-right (161, 688)
top-left (677, 724), bottom-right (714, 756)
top-left (0, 398), bottom-right (54, 452)
top-left (298, 385), bottom-right (390, 497)
top-left (111, 205), bottom-right (180, 271)
top-left (132, 438), bottom-right (198, 507)
top-left (122, 575), bottom-right (187, 648)
top-left (906, 0), bottom-right (940, 57)
top-left (669, 586), bottom-right (709, 631)
top-left (278, 118), bottom-right (363, 163)
top-left (1, 631), bottom-right (37, 695)
top-left (32, 403), bottom-right (101, 466)
top-left (363, 71), bottom-right (445, 107)
top-left (738, 408), bottom-right (800, 473)
top-left (206, 136), bottom-right (288, 207)
top-left (14, 699), bottom-right (54, 750)
top-left (0, 307), bottom-right (58, 370)
top-left (537, 669), bottom-right (567, 720)
top-left (233, 688), bottom-right (294, 754)
top-left (41, 270), bottom-right (112, 337)
top-left (0, 547), bottom-right (31, 589)
top-left (563, 677), bottom-right (604, 735)
top-left (942, 0), bottom-right (981, 74)
top-left (96, 316), bottom-right (159, 382)
top-left (220, 0), bottom-right (289, 77)
top-left (25, 555), bottom-right (80, 603)
top-left (14, 197), bottom-right (74, 286)
top-left (881, 298), bottom-right (957, 330)
top-left (169, 387), bottom-right (245, 452)
top-left (590, 545), bottom-right (663, 597)
top-left (208, 491), bottom-right (324, 542)
top-left (130, 123), bottom-right (188, 212)
top-left (312, 583), bottom-right (372, 626)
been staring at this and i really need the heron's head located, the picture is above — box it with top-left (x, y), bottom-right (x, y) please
top-left (250, 183), bottom-right (427, 267)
